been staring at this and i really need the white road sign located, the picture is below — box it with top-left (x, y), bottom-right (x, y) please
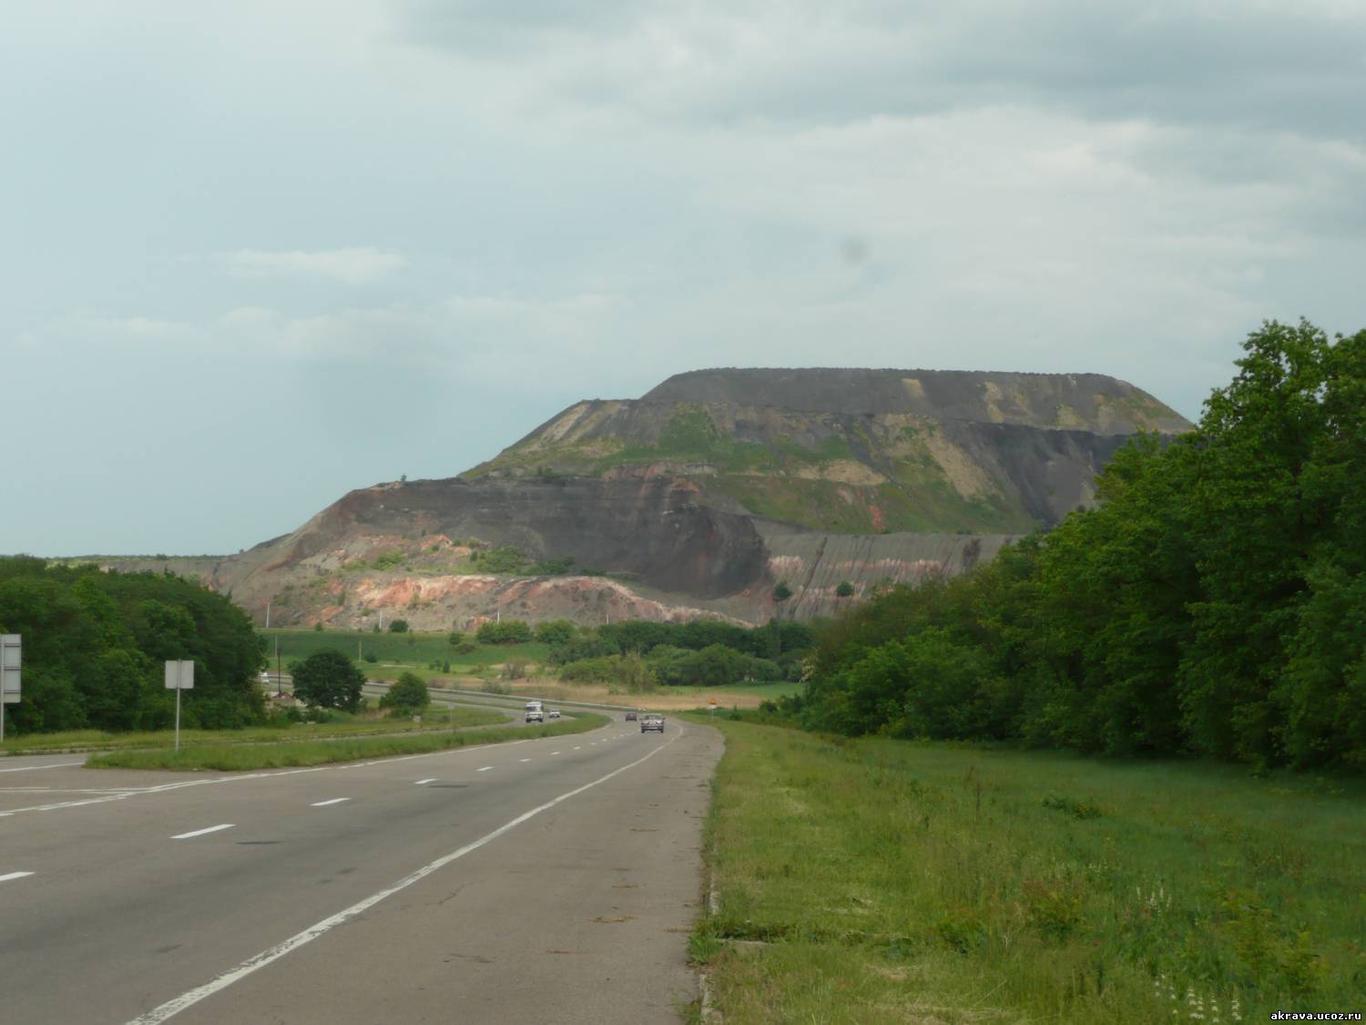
top-left (164, 660), bottom-right (195, 690)
top-left (1, 634), bottom-right (20, 704)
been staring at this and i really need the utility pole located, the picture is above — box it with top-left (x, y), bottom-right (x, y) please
top-left (275, 636), bottom-right (282, 698)
top-left (265, 599), bottom-right (271, 629)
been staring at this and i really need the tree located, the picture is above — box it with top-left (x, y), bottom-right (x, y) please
top-left (835, 581), bottom-right (855, 598)
top-left (772, 582), bottom-right (793, 603)
top-left (447, 631), bottom-right (464, 646)
top-left (379, 672), bottom-right (429, 715)
top-left (476, 620), bottom-right (533, 644)
top-left (534, 619), bottom-right (576, 646)
top-left (387, 619), bottom-right (410, 634)
top-left (291, 650), bottom-right (365, 712)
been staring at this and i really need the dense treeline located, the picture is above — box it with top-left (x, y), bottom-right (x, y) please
top-left (802, 322), bottom-right (1365, 768)
top-left (551, 618), bottom-right (815, 687)
top-left (0, 558), bottom-right (264, 733)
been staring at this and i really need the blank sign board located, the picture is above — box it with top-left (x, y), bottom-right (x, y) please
top-left (1, 635), bottom-right (19, 704)
top-left (164, 660), bottom-right (195, 690)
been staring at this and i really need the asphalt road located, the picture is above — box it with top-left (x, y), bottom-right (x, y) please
top-left (0, 718), bottom-right (722, 1025)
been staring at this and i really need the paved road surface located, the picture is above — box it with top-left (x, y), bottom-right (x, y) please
top-left (0, 719), bottom-right (721, 1024)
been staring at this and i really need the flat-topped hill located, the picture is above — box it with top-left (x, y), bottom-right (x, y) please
top-left (639, 368), bottom-right (1189, 434)
top-left (122, 367), bottom-right (1190, 629)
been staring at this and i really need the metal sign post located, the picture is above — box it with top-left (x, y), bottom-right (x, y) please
top-left (164, 660), bottom-right (194, 751)
top-left (1, 635), bottom-right (21, 743)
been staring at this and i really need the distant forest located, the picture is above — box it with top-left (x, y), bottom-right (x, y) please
top-left (798, 321), bottom-right (1364, 769)
top-left (0, 558), bottom-right (262, 732)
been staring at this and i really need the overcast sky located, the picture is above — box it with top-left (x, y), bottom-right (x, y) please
top-left (3, 1), bottom-right (1363, 555)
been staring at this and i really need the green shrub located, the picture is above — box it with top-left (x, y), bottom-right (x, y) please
top-left (476, 620), bottom-right (533, 644)
top-left (379, 672), bottom-right (429, 716)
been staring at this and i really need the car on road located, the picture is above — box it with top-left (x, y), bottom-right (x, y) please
top-left (525, 699), bottom-right (544, 723)
top-left (547, 709), bottom-right (561, 719)
top-left (624, 710), bottom-right (637, 721)
top-left (640, 714), bottom-right (664, 733)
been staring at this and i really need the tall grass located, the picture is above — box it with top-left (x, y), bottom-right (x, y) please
top-left (693, 720), bottom-right (1365, 1024)
top-left (88, 714), bottom-right (608, 771)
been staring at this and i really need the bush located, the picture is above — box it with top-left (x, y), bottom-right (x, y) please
top-left (379, 671), bottom-right (429, 716)
top-left (479, 546), bottom-right (528, 574)
top-left (387, 619), bottom-right (409, 634)
top-left (476, 620), bottom-right (533, 644)
top-left (835, 580), bottom-right (855, 598)
top-left (454, 641), bottom-right (478, 654)
top-left (559, 653), bottom-right (657, 692)
top-left (363, 652), bottom-right (378, 663)
top-left (534, 619), bottom-right (576, 646)
top-left (447, 631), bottom-right (464, 646)
top-left (502, 658), bottom-right (529, 680)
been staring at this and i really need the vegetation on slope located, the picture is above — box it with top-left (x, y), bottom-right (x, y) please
top-left (796, 321), bottom-right (1365, 768)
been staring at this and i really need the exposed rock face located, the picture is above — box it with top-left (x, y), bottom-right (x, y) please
top-left (104, 368), bottom-right (1189, 627)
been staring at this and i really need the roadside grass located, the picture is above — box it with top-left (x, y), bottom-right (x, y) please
top-left (87, 713), bottom-right (608, 771)
top-left (689, 719), bottom-right (1365, 1025)
top-left (0, 708), bottom-right (507, 756)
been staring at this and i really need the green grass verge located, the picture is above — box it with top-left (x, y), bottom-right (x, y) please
top-left (87, 713), bottom-right (608, 771)
top-left (0, 708), bottom-right (507, 756)
top-left (261, 629), bottom-right (549, 671)
top-left (690, 719), bottom-right (1365, 1024)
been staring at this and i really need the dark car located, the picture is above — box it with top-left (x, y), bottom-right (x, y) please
top-left (625, 710), bottom-right (637, 721)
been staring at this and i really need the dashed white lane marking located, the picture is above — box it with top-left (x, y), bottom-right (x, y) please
top-left (477, 766), bottom-right (493, 773)
top-left (0, 871), bottom-right (35, 883)
top-left (123, 725), bottom-right (685, 1025)
top-left (414, 778), bottom-right (436, 786)
top-left (0, 738), bottom-right (543, 819)
top-left (519, 758), bottom-right (531, 763)
top-left (0, 761), bottom-right (84, 773)
top-left (550, 751), bottom-right (561, 756)
top-left (171, 824), bottom-right (234, 840)
top-left (310, 798), bottom-right (350, 807)
top-left (573, 746), bottom-right (582, 750)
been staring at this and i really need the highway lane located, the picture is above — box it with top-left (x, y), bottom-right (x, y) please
top-left (0, 718), bottom-right (722, 1025)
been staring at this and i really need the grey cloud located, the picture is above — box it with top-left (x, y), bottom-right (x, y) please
top-left (399, 0), bottom-right (1366, 142)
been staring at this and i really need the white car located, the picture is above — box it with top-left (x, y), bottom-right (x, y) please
top-left (548, 709), bottom-right (561, 719)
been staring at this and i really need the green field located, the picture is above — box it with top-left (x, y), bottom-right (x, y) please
top-left (89, 713), bottom-right (608, 771)
top-left (691, 719), bottom-right (1365, 1024)
top-left (260, 628), bottom-right (549, 675)
top-left (0, 708), bottom-right (507, 756)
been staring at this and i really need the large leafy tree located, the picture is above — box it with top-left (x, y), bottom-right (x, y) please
top-left (291, 650), bottom-right (365, 712)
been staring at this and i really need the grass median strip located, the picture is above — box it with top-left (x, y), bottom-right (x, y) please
top-left (3, 707), bottom-right (507, 756)
top-left (88, 714), bottom-right (609, 771)
top-left (690, 717), bottom-right (1365, 1025)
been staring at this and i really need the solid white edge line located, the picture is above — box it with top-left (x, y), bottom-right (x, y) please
top-left (0, 761), bottom-right (84, 773)
top-left (0, 871), bottom-right (35, 883)
top-left (477, 766), bottom-right (493, 772)
top-left (310, 798), bottom-right (350, 807)
top-left (124, 726), bottom-right (683, 1025)
top-left (170, 824), bottom-right (234, 840)
top-left (414, 778), bottom-right (436, 785)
